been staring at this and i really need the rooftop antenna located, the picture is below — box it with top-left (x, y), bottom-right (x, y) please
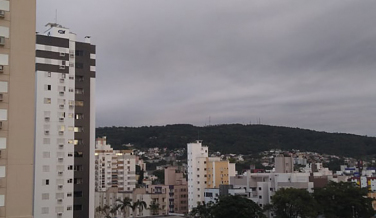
top-left (55, 9), bottom-right (58, 24)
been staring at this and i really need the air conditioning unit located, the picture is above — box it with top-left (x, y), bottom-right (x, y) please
top-left (0, 65), bottom-right (3, 73)
top-left (60, 78), bottom-right (64, 83)
top-left (58, 171), bottom-right (63, 176)
top-left (0, 121), bottom-right (3, 129)
top-left (59, 65), bottom-right (65, 70)
top-left (70, 53), bottom-right (74, 58)
top-left (57, 212), bottom-right (63, 216)
top-left (58, 184), bottom-right (63, 189)
top-left (57, 198), bottom-right (63, 203)
top-left (0, 93), bottom-right (3, 101)
top-left (59, 104), bottom-right (64, 109)
top-left (59, 91), bottom-right (64, 96)
top-left (44, 130), bottom-right (49, 135)
top-left (44, 117), bottom-right (50, 121)
top-left (58, 131), bottom-right (64, 135)
top-left (0, 37), bottom-right (5, 46)
top-left (59, 117), bottom-right (64, 122)
top-left (0, 10), bottom-right (5, 18)
top-left (59, 144), bottom-right (64, 148)
top-left (58, 157), bottom-right (64, 162)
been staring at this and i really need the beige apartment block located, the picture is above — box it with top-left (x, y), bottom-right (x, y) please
top-left (0, 0), bottom-right (36, 218)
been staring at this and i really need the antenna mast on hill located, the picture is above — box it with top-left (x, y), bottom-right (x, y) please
top-left (55, 9), bottom-right (58, 23)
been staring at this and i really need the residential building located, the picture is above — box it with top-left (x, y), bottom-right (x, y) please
top-left (150, 166), bottom-right (188, 214)
top-left (95, 136), bottom-right (137, 192)
top-left (187, 140), bottom-right (235, 211)
top-left (34, 23), bottom-right (96, 218)
top-left (275, 154), bottom-right (293, 173)
top-left (187, 140), bottom-right (209, 211)
top-left (230, 171), bottom-right (313, 209)
top-left (0, 1), bottom-right (36, 217)
top-left (95, 166), bottom-right (188, 217)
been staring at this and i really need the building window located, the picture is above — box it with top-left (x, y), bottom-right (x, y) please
top-left (41, 207), bottom-right (49, 214)
top-left (73, 204), bottom-right (83, 211)
top-left (67, 193), bottom-right (72, 197)
top-left (44, 98), bottom-right (51, 104)
top-left (76, 75), bottom-right (84, 82)
top-left (67, 179), bottom-right (73, 183)
top-left (75, 50), bottom-right (84, 56)
top-left (43, 152), bottom-right (50, 158)
top-left (75, 62), bottom-right (83, 69)
top-left (75, 113), bottom-right (84, 120)
top-left (74, 126), bottom-right (83, 133)
top-left (74, 165), bottom-right (83, 171)
top-left (43, 165), bottom-right (50, 172)
top-left (74, 152), bottom-right (83, 157)
top-left (75, 101), bottom-right (84, 107)
top-left (42, 193), bottom-right (49, 200)
top-left (43, 179), bottom-right (49, 185)
top-left (74, 191), bottom-right (83, 197)
top-left (75, 88), bottom-right (84, 94)
top-left (67, 206), bottom-right (72, 211)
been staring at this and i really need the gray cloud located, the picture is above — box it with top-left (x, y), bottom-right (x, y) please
top-left (37, 0), bottom-right (376, 135)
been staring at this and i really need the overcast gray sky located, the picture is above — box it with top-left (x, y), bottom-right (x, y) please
top-left (37, 0), bottom-right (376, 136)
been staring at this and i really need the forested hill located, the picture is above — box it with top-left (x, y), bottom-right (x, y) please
top-left (96, 124), bottom-right (376, 158)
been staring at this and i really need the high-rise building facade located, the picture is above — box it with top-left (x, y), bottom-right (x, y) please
top-left (34, 23), bottom-right (95, 218)
top-left (187, 141), bottom-right (209, 211)
top-left (0, 1), bottom-right (36, 218)
top-left (95, 137), bottom-right (137, 192)
top-left (187, 141), bottom-right (235, 211)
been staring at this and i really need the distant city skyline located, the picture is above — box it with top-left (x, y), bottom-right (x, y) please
top-left (37, 0), bottom-right (376, 136)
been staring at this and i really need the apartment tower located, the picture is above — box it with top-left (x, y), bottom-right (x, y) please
top-left (34, 23), bottom-right (95, 218)
top-left (187, 140), bottom-right (208, 211)
top-left (187, 141), bottom-right (235, 211)
top-left (0, 1), bottom-right (36, 218)
top-left (95, 137), bottom-right (137, 192)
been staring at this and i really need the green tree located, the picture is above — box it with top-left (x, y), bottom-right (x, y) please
top-left (313, 182), bottom-right (374, 218)
top-left (129, 200), bottom-right (147, 217)
top-left (115, 197), bottom-right (132, 218)
top-left (211, 195), bottom-right (265, 218)
top-left (268, 188), bottom-right (318, 218)
top-left (137, 169), bottom-right (144, 187)
top-left (149, 201), bottom-right (160, 215)
top-left (95, 205), bottom-right (115, 218)
top-left (152, 170), bottom-right (165, 184)
top-left (189, 201), bottom-right (215, 218)
top-left (190, 196), bottom-right (265, 218)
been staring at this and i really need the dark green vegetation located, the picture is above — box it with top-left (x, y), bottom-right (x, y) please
top-left (189, 195), bottom-right (266, 218)
top-left (96, 197), bottom-right (147, 218)
top-left (96, 124), bottom-right (376, 158)
top-left (266, 182), bottom-right (374, 218)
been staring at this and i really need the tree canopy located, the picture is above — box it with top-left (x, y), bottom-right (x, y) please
top-left (268, 188), bottom-right (318, 218)
top-left (313, 182), bottom-right (374, 218)
top-left (267, 182), bottom-right (374, 218)
top-left (97, 124), bottom-right (376, 158)
top-left (190, 195), bottom-right (265, 218)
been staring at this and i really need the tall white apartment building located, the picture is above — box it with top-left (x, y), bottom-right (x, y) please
top-left (34, 23), bottom-right (96, 218)
top-left (95, 137), bottom-right (137, 192)
top-left (187, 140), bottom-right (209, 211)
